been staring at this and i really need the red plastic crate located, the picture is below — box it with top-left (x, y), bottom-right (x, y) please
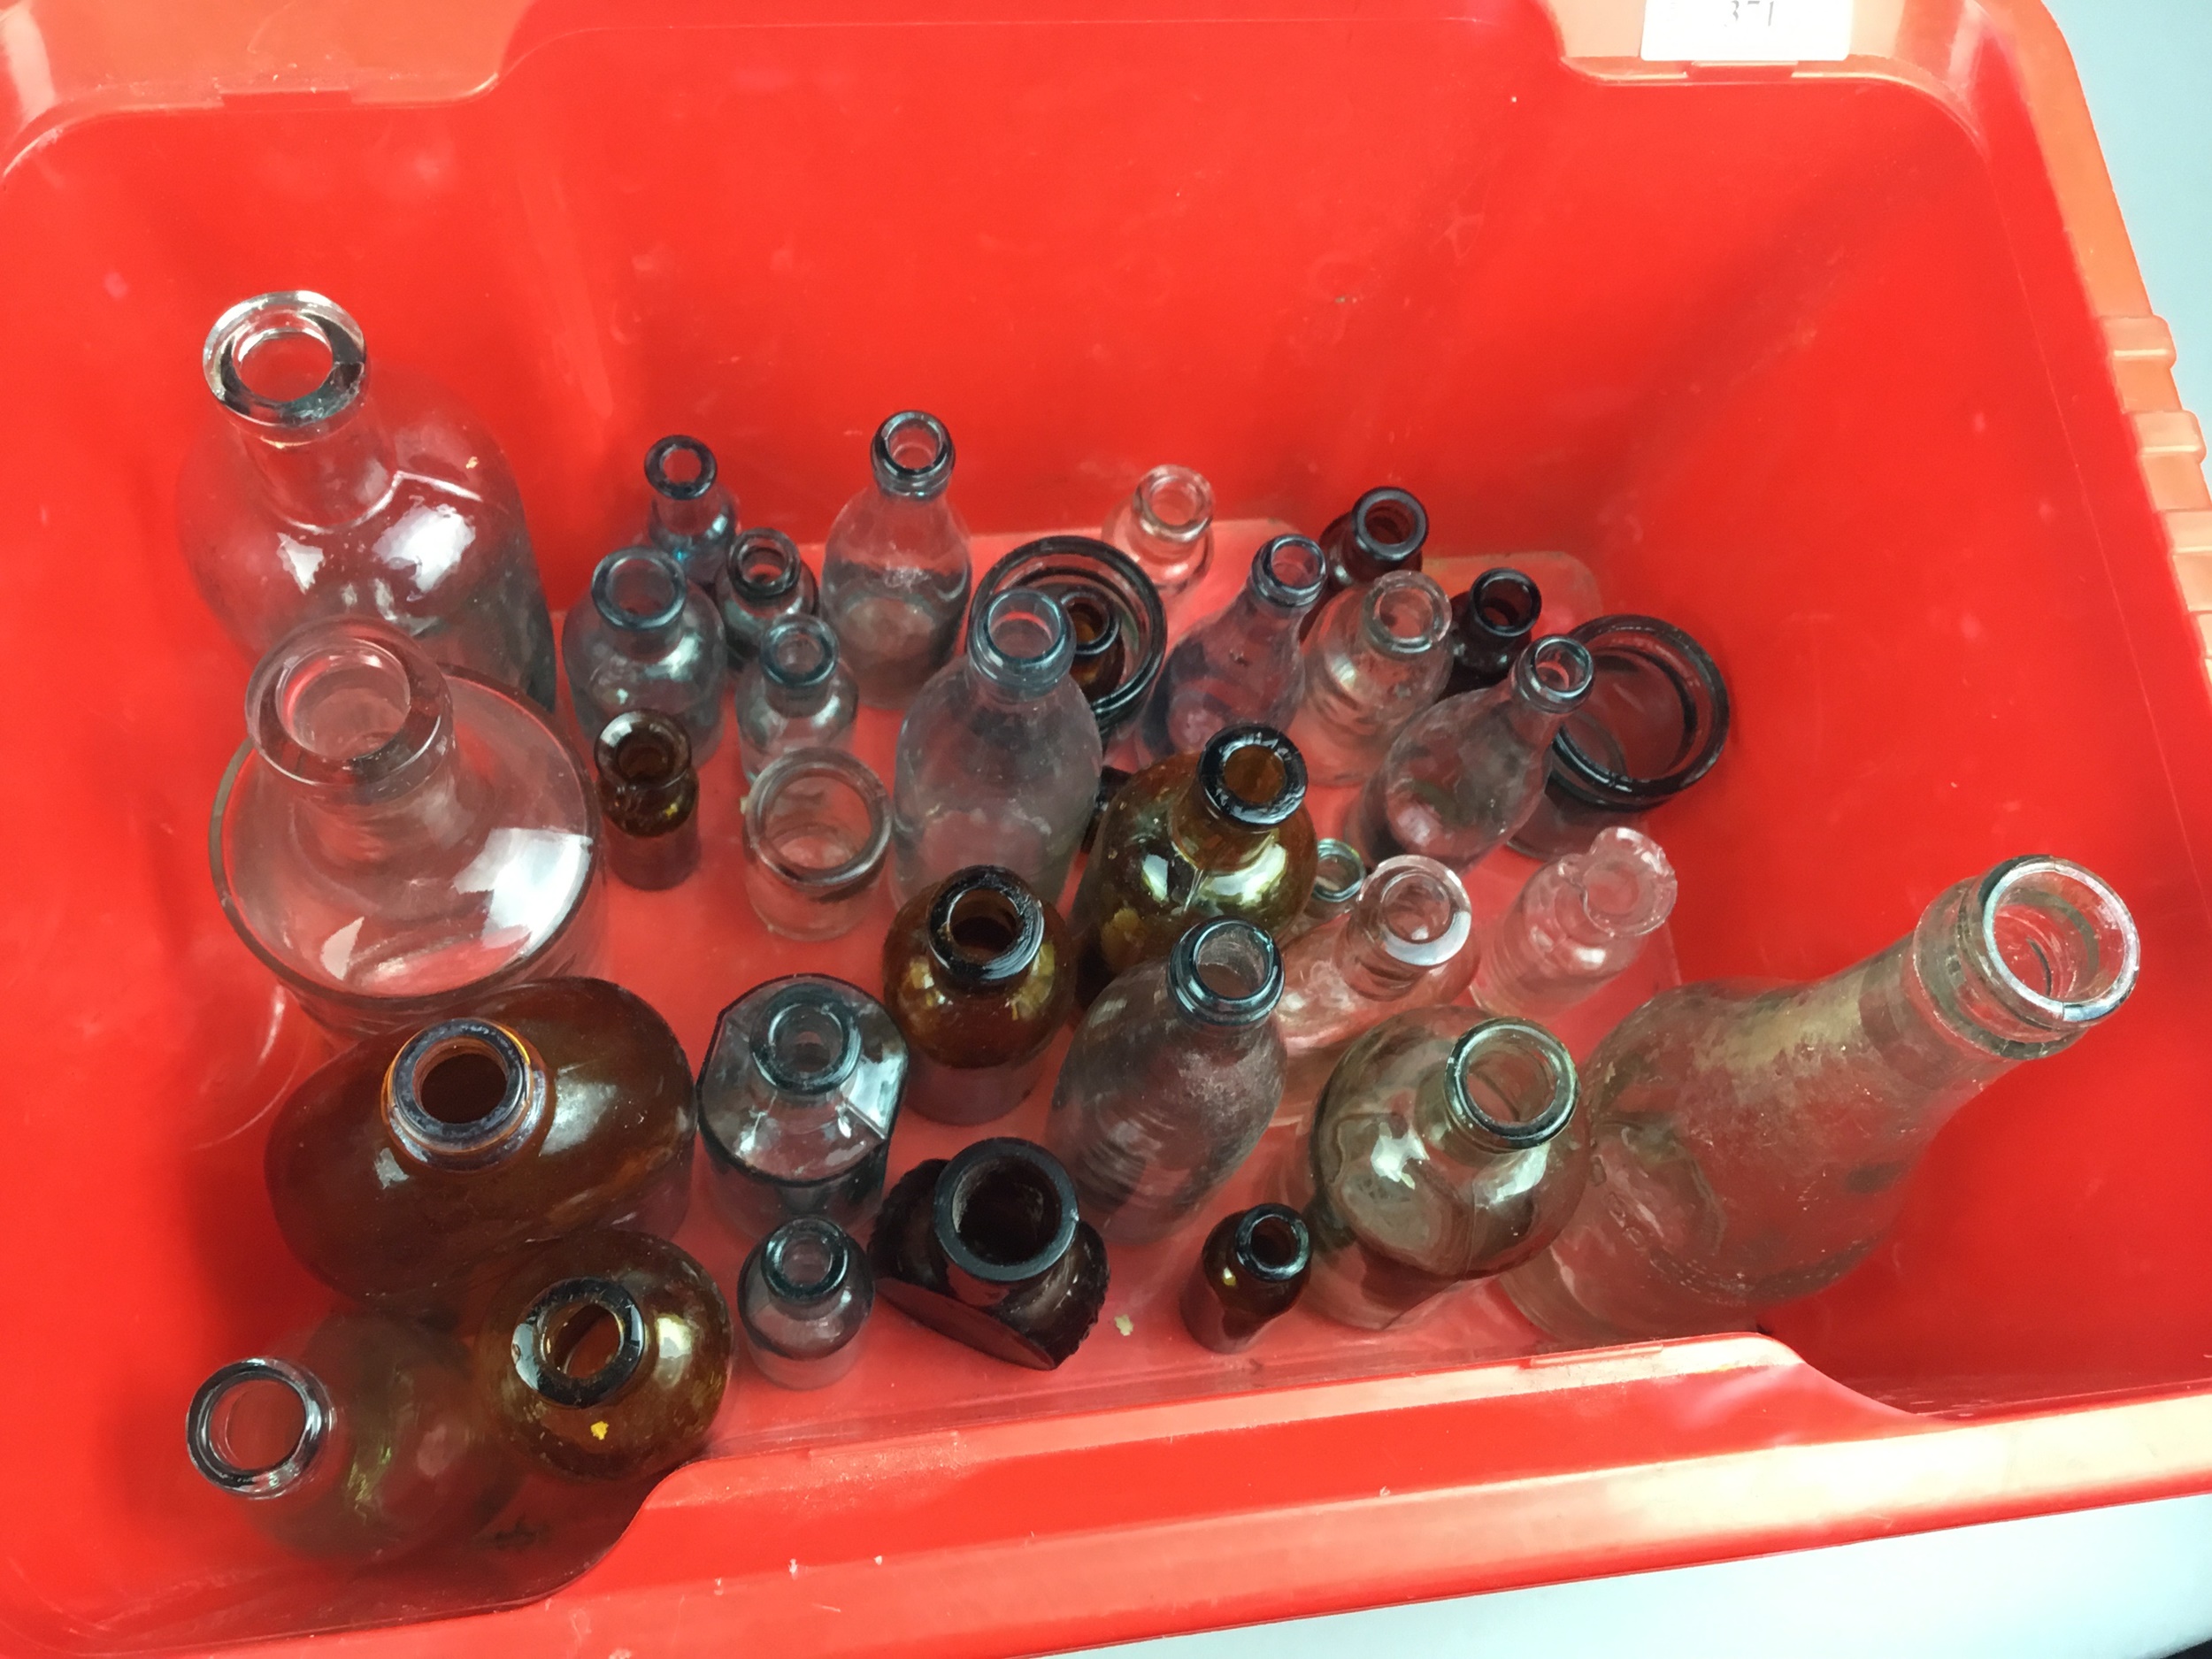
top-left (3, 0), bottom-right (2210, 1651)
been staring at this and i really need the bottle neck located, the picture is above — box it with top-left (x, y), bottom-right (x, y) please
top-left (1165, 918), bottom-right (1283, 1040)
top-left (232, 397), bottom-right (396, 529)
top-left (206, 291), bottom-right (396, 529)
top-left (1331, 857), bottom-right (1471, 1002)
top-left (380, 1018), bottom-right (550, 1171)
top-left (1420, 1020), bottom-right (1577, 1164)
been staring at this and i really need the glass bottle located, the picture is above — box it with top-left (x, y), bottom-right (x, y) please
top-left (1444, 567), bottom-right (1542, 698)
top-left (1136, 535), bottom-right (1325, 764)
top-left (1281, 839), bottom-right (1365, 945)
top-left (1081, 764), bottom-right (1133, 854)
top-left (1348, 634), bottom-right (1595, 872)
top-left (186, 1313), bottom-right (518, 1561)
top-left (1502, 856), bottom-right (2140, 1346)
top-left (211, 619), bottom-right (601, 1037)
top-left (595, 711), bottom-right (702, 891)
top-left (265, 977), bottom-right (697, 1312)
top-left (891, 588), bottom-right (1103, 904)
top-left (819, 410), bottom-right (972, 710)
top-left (881, 865), bottom-right (1076, 1125)
top-left (643, 434), bottom-right (738, 589)
top-left (715, 527), bottom-right (819, 672)
top-left (474, 1228), bottom-right (731, 1482)
top-left (1306, 487), bottom-right (1428, 635)
top-left (734, 616), bottom-right (857, 781)
top-left (1101, 465), bottom-right (1215, 599)
top-left (1179, 1205), bottom-right (1311, 1354)
top-left (868, 1137), bottom-right (1110, 1370)
top-left (1045, 918), bottom-right (1286, 1245)
top-left (176, 291), bottom-right (558, 711)
top-left (1070, 724), bottom-right (1319, 1003)
top-left (698, 975), bottom-right (908, 1239)
top-left (561, 546), bottom-right (728, 764)
top-left (1473, 827), bottom-right (1678, 1019)
top-left (973, 537), bottom-right (1169, 741)
top-left (738, 1217), bottom-right (874, 1389)
top-left (741, 748), bottom-right (891, 940)
top-left (1285, 1011), bottom-right (1584, 1330)
top-left (1288, 571), bottom-right (1454, 787)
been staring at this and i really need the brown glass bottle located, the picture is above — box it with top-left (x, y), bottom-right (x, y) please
top-left (595, 710), bottom-right (703, 890)
top-left (1179, 1205), bottom-right (1312, 1354)
top-left (265, 978), bottom-right (696, 1314)
top-left (474, 1228), bottom-right (732, 1482)
top-left (1070, 724), bottom-right (1319, 1004)
top-left (1303, 487), bottom-right (1428, 637)
top-left (881, 866), bottom-right (1075, 1125)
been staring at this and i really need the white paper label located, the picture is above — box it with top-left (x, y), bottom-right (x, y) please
top-left (1641, 0), bottom-right (1853, 63)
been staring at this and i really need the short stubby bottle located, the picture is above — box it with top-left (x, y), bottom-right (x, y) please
top-left (595, 711), bottom-right (703, 891)
top-left (1288, 570), bottom-right (1454, 787)
top-left (741, 749), bottom-right (892, 940)
top-left (1179, 1205), bottom-right (1312, 1354)
top-left (715, 527), bottom-right (819, 671)
top-left (177, 291), bottom-right (558, 710)
top-left (735, 615), bottom-right (858, 781)
top-left (698, 975), bottom-right (909, 1239)
top-left (1284, 1012), bottom-right (1586, 1331)
top-left (1444, 567), bottom-right (1542, 697)
top-left (1046, 918), bottom-right (1286, 1245)
top-left (1137, 534), bottom-right (1325, 764)
top-left (474, 1229), bottom-right (732, 1483)
top-left (738, 1217), bottom-right (875, 1390)
top-left (1306, 487), bottom-right (1428, 636)
top-left (1070, 723), bottom-right (1319, 1003)
top-left (819, 411), bottom-right (972, 710)
top-left (641, 434), bottom-right (739, 589)
top-left (212, 619), bottom-right (601, 1036)
top-left (891, 588), bottom-right (1102, 904)
top-left (1501, 857), bottom-right (2139, 1347)
top-left (1349, 634), bottom-right (1595, 872)
top-left (1473, 827), bottom-right (1677, 1018)
top-left (562, 546), bottom-right (728, 764)
top-left (1101, 465), bottom-right (1215, 599)
top-left (186, 1313), bottom-right (518, 1561)
top-left (1280, 838), bottom-right (1366, 945)
top-left (880, 865), bottom-right (1076, 1125)
top-left (264, 978), bottom-right (696, 1313)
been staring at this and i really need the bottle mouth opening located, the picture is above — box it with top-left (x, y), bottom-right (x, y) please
top-left (747, 749), bottom-right (891, 893)
top-left (1170, 918), bottom-right (1285, 1027)
top-left (1351, 488), bottom-right (1428, 565)
top-left (1574, 827), bottom-right (1678, 936)
top-left (1362, 572), bottom-right (1452, 657)
top-left (872, 410), bottom-right (956, 498)
top-left (1975, 857), bottom-right (2139, 1027)
top-left (761, 1217), bottom-right (855, 1304)
top-left (1060, 588), bottom-right (1123, 664)
top-left (761, 615), bottom-right (839, 690)
top-left (1467, 567), bottom-right (1542, 641)
top-left (971, 588), bottom-right (1073, 689)
top-left (1548, 616), bottom-right (1732, 808)
top-left (1135, 465), bottom-right (1214, 542)
top-left (594, 548), bottom-right (688, 633)
top-left (972, 538), bottom-right (1168, 737)
top-left (512, 1277), bottom-right (649, 1410)
top-left (1250, 535), bottom-right (1327, 613)
top-left (187, 1358), bottom-right (330, 1497)
top-left (204, 291), bottom-right (366, 429)
top-left (1199, 725), bottom-right (1309, 828)
top-left (596, 710), bottom-right (694, 788)
top-left (384, 1018), bottom-right (542, 1167)
top-left (249, 621), bottom-right (448, 792)
top-left (1310, 839), bottom-right (1367, 908)
top-left (1515, 634), bottom-right (1596, 715)
top-left (928, 867), bottom-right (1046, 986)
top-left (1447, 1020), bottom-right (1578, 1149)
top-left (933, 1139), bottom-right (1079, 1284)
top-left (757, 991), bottom-right (864, 1094)
top-left (1366, 857), bottom-right (1473, 968)
top-left (730, 529), bottom-right (803, 601)
top-left (1234, 1205), bottom-right (1313, 1283)
top-left (645, 434), bottom-right (718, 501)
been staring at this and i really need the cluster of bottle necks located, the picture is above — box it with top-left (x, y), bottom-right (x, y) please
top-left (181, 290), bottom-right (2145, 1577)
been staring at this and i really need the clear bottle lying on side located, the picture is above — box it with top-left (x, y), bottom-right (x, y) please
top-left (1136, 535), bottom-right (1325, 764)
top-left (738, 1217), bottom-right (875, 1390)
top-left (734, 615), bottom-right (857, 781)
top-left (716, 527), bottom-right (819, 672)
top-left (562, 545), bottom-right (728, 764)
top-left (1179, 1205), bottom-right (1312, 1354)
top-left (1288, 571), bottom-right (1454, 787)
top-left (1473, 827), bottom-right (1677, 1019)
top-left (595, 710), bottom-right (703, 891)
top-left (641, 434), bottom-right (739, 590)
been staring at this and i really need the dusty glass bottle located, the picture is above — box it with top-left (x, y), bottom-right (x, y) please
top-left (642, 434), bottom-right (739, 589)
top-left (1289, 571), bottom-right (1455, 787)
top-left (595, 711), bottom-right (702, 891)
top-left (738, 1217), bottom-right (874, 1390)
top-left (714, 527), bottom-right (819, 671)
top-left (1474, 828), bottom-right (1677, 1019)
top-left (1281, 839), bottom-right (1366, 945)
top-left (741, 748), bottom-right (891, 940)
top-left (474, 1229), bottom-right (731, 1482)
top-left (1349, 634), bottom-right (1595, 872)
top-left (1306, 487), bottom-right (1428, 634)
top-left (186, 1313), bottom-right (518, 1561)
top-left (819, 411), bottom-right (972, 710)
top-left (1137, 535), bottom-right (1325, 764)
top-left (212, 618), bottom-right (601, 1036)
top-left (265, 978), bottom-right (696, 1312)
top-left (881, 866), bottom-right (1075, 1125)
top-left (1286, 1012), bottom-right (1584, 1330)
top-left (177, 291), bottom-right (558, 710)
top-left (734, 615), bottom-right (857, 781)
top-left (1179, 1205), bottom-right (1311, 1354)
top-left (1444, 567), bottom-right (1542, 697)
top-left (1101, 465), bottom-right (1215, 599)
top-left (1502, 856), bottom-right (2140, 1346)
top-left (891, 588), bottom-right (1102, 903)
top-left (1046, 918), bottom-right (1286, 1245)
top-left (562, 546), bottom-right (728, 764)
top-left (1071, 724), bottom-right (1319, 1003)
top-left (698, 975), bottom-right (908, 1239)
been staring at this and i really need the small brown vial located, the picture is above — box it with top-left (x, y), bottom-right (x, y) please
top-left (1443, 567), bottom-right (1542, 698)
top-left (595, 710), bottom-right (703, 890)
top-left (1179, 1205), bottom-right (1312, 1353)
top-left (1303, 487), bottom-right (1428, 636)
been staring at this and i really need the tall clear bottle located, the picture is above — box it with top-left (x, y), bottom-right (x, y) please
top-left (642, 434), bottom-right (739, 588)
top-left (177, 291), bottom-right (557, 710)
top-left (1101, 465), bottom-right (1215, 600)
top-left (1136, 535), bottom-right (1325, 764)
top-left (1288, 571), bottom-right (1454, 787)
top-left (1473, 828), bottom-right (1677, 1018)
top-left (561, 546), bottom-right (727, 764)
top-left (819, 411), bottom-right (972, 710)
top-left (891, 588), bottom-right (1102, 903)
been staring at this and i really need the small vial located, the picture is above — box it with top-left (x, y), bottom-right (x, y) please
top-left (1473, 827), bottom-right (1678, 1018)
top-left (739, 1217), bottom-right (874, 1389)
top-left (742, 749), bottom-right (891, 941)
top-left (1445, 567), bottom-right (1542, 697)
top-left (1179, 1204), bottom-right (1311, 1354)
top-left (736, 615), bottom-right (857, 781)
top-left (716, 526), bottom-right (819, 671)
top-left (1102, 465), bottom-right (1215, 598)
top-left (595, 710), bottom-right (703, 890)
top-left (643, 434), bottom-right (739, 589)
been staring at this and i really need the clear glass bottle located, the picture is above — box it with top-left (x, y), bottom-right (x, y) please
top-left (891, 588), bottom-right (1102, 904)
top-left (1444, 567), bottom-right (1542, 698)
top-left (1473, 828), bottom-right (1678, 1019)
top-left (177, 291), bottom-right (558, 710)
top-left (1179, 1204), bottom-right (1311, 1354)
top-left (738, 1217), bottom-right (874, 1390)
top-left (741, 748), bottom-right (891, 940)
top-left (1348, 634), bottom-right (1595, 872)
top-left (186, 1313), bottom-right (518, 1561)
top-left (642, 434), bottom-right (740, 589)
top-left (880, 865), bottom-right (1076, 1125)
top-left (561, 546), bottom-right (728, 764)
top-left (595, 711), bottom-right (702, 891)
top-left (474, 1228), bottom-right (731, 1483)
top-left (973, 537), bottom-right (1170, 741)
top-left (1306, 487), bottom-right (1428, 635)
top-left (698, 975), bottom-right (909, 1240)
top-left (715, 527), bottom-right (819, 672)
top-left (1045, 918), bottom-right (1286, 1245)
top-left (735, 616), bottom-right (858, 781)
top-left (1280, 839), bottom-right (1365, 945)
top-left (1101, 465), bottom-right (1215, 599)
top-left (1285, 1011), bottom-right (1584, 1330)
top-left (265, 977), bottom-right (697, 1313)
top-left (1288, 571), bottom-right (1454, 787)
top-left (1137, 535), bottom-right (1325, 764)
top-left (819, 411), bottom-right (972, 710)
top-left (212, 619), bottom-right (601, 1037)
top-left (1502, 856), bottom-right (2140, 1346)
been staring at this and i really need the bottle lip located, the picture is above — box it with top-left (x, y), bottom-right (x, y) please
top-left (246, 618), bottom-right (450, 795)
top-left (968, 587), bottom-right (1074, 692)
top-left (729, 528), bottom-right (805, 603)
top-left (1310, 839), bottom-right (1367, 909)
top-left (1248, 534), bottom-right (1327, 614)
top-left (744, 749), bottom-right (890, 894)
top-left (931, 1138), bottom-right (1080, 1286)
top-left (753, 983), bottom-right (864, 1094)
top-left (1571, 826), bottom-right (1678, 937)
top-left (1170, 918), bottom-right (1285, 1027)
top-left (1231, 1204), bottom-right (1312, 1285)
top-left (926, 865), bottom-right (1047, 987)
top-left (593, 546), bottom-right (689, 634)
top-left (204, 290), bottom-right (367, 430)
top-left (1463, 567), bottom-right (1542, 644)
top-left (757, 1217), bottom-right (858, 1305)
top-left (1955, 856), bottom-right (2140, 1034)
top-left (871, 410), bottom-right (956, 499)
top-left (186, 1357), bottom-right (332, 1498)
top-left (1134, 464), bottom-right (1214, 544)
top-left (644, 434), bottom-right (718, 502)
top-left (1198, 724), bottom-right (1309, 829)
top-left (1444, 1019), bottom-right (1578, 1150)
top-left (1547, 614), bottom-right (1732, 808)
top-left (759, 613), bottom-right (841, 691)
top-left (382, 1017), bottom-right (547, 1169)
top-left (972, 537), bottom-right (1167, 738)
top-left (1359, 571), bottom-right (1452, 659)
top-left (1512, 634), bottom-right (1596, 716)
top-left (596, 708), bottom-right (695, 788)
top-left (1363, 856), bottom-right (1473, 969)
top-left (510, 1276), bottom-right (649, 1410)
top-left (1347, 487), bottom-right (1429, 569)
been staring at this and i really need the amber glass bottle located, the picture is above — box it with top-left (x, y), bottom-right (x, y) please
top-left (881, 865), bottom-right (1075, 1125)
top-left (595, 710), bottom-right (703, 891)
top-left (1179, 1205), bottom-right (1312, 1354)
top-left (265, 979), bottom-right (696, 1313)
top-left (1070, 723), bottom-right (1318, 1003)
